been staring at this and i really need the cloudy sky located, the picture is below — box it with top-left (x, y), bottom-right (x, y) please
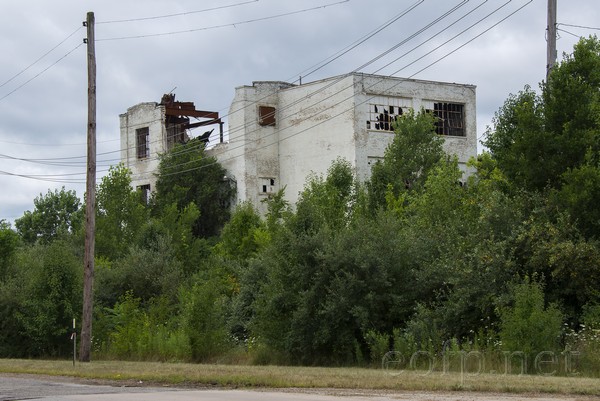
top-left (0, 0), bottom-right (598, 223)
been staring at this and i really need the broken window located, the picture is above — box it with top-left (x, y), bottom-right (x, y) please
top-left (136, 127), bottom-right (150, 159)
top-left (367, 96), bottom-right (411, 131)
top-left (138, 184), bottom-right (151, 205)
top-left (429, 102), bottom-right (465, 136)
top-left (166, 120), bottom-right (187, 150)
top-left (258, 106), bottom-right (276, 127)
top-left (260, 177), bottom-right (276, 195)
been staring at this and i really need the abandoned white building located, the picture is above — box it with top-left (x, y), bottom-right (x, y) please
top-left (120, 72), bottom-right (477, 213)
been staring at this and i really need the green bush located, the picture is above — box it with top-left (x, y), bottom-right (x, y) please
top-left (180, 277), bottom-right (231, 362)
top-left (499, 279), bottom-right (563, 371)
top-left (13, 241), bottom-right (81, 357)
top-left (364, 330), bottom-right (390, 366)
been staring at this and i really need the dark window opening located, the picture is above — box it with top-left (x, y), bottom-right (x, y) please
top-left (138, 184), bottom-right (151, 204)
top-left (260, 177), bottom-right (276, 194)
top-left (431, 103), bottom-right (465, 136)
top-left (136, 127), bottom-right (150, 159)
top-left (368, 103), bottom-right (405, 131)
top-left (166, 118), bottom-right (188, 150)
top-left (258, 106), bottom-right (276, 127)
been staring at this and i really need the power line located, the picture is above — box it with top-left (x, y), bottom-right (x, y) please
top-left (0, 26), bottom-right (82, 90)
top-left (131, 0), bottom-right (486, 178)
top-left (130, 0), bottom-right (462, 175)
top-left (557, 22), bottom-right (600, 31)
top-left (0, 137), bottom-right (119, 147)
top-left (96, 0), bottom-right (350, 41)
top-left (214, 0), bottom-right (471, 158)
top-left (557, 28), bottom-right (581, 39)
top-left (118, 1), bottom-right (427, 166)
top-left (0, 1), bottom-right (531, 184)
top-left (1, 0), bottom-right (421, 163)
top-left (156, 0), bottom-right (480, 175)
top-left (291, 0), bottom-right (425, 83)
top-left (0, 169), bottom-right (87, 184)
top-left (0, 42), bottom-right (84, 102)
top-left (97, 0), bottom-right (259, 24)
top-left (146, 0), bottom-right (534, 181)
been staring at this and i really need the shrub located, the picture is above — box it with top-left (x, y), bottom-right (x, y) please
top-left (498, 279), bottom-right (563, 371)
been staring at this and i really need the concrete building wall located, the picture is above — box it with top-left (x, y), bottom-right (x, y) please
top-left (353, 74), bottom-right (477, 181)
top-left (210, 81), bottom-right (294, 215)
top-left (215, 73), bottom-right (477, 210)
top-left (121, 73), bottom-right (477, 214)
top-left (277, 74), bottom-right (357, 204)
top-left (120, 102), bottom-right (165, 192)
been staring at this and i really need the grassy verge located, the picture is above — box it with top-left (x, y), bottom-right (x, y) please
top-left (1, 359), bottom-right (599, 396)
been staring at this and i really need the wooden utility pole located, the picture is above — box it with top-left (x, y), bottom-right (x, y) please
top-left (546, 0), bottom-right (557, 80)
top-left (80, 11), bottom-right (96, 363)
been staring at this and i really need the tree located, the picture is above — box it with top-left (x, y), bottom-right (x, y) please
top-left (552, 152), bottom-right (600, 238)
top-left (153, 138), bottom-right (235, 238)
top-left (0, 220), bottom-right (19, 280)
top-left (499, 279), bottom-right (563, 367)
top-left (484, 36), bottom-right (600, 192)
top-left (482, 86), bottom-right (546, 190)
top-left (15, 187), bottom-right (82, 244)
top-left (215, 202), bottom-right (265, 262)
top-left (14, 241), bottom-right (82, 356)
top-left (292, 158), bottom-right (357, 234)
top-left (96, 164), bottom-right (148, 259)
top-left (368, 109), bottom-right (444, 209)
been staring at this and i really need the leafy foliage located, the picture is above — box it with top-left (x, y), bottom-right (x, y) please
top-left (15, 187), bottom-right (82, 244)
top-left (5, 36), bottom-right (600, 371)
top-left (0, 220), bottom-right (19, 279)
top-left (153, 138), bottom-right (235, 238)
top-left (484, 36), bottom-right (600, 192)
top-left (499, 279), bottom-right (563, 362)
top-left (96, 164), bottom-right (148, 259)
top-left (369, 109), bottom-right (444, 208)
top-left (7, 241), bottom-right (82, 357)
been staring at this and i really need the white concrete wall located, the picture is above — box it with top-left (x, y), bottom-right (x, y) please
top-left (210, 73), bottom-right (477, 212)
top-left (353, 74), bottom-right (477, 181)
top-left (121, 73), bottom-right (477, 214)
top-left (210, 81), bottom-right (294, 215)
top-left (120, 102), bottom-right (165, 191)
top-left (277, 74), bottom-right (357, 204)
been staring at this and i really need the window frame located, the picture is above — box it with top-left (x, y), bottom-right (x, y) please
top-left (136, 127), bottom-right (150, 159)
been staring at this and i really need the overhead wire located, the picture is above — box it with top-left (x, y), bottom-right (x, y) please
top-left (557, 28), bottom-right (582, 39)
top-left (0, 26), bottom-right (82, 90)
top-left (72, 0), bottom-right (428, 168)
top-left (0, 169), bottom-right (87, 184)
top-left (1, 0), bottom-right (355, 159)
top-left (149, 0), bottom-right (533, 180)
top-left (0, 0), bottom-right (422, 163)
top-left (0, 3), bottom-right (529, 184)
top-left (289, 0), bottom-right (425, 84)
top-left (0, 42), bottom-right (84, 102)
top-left (557, 22), bottom-right (600, 31)
top-left (97, 0), bottom-right (259, 24)
top-left (96, 0), bottom-right (350, 42)
top-left (153, 0), bottom-right (473, 175)
top-left (0, 136), bottom-right (120, 147)
top-left (151, 0), bottom-right (490, 177)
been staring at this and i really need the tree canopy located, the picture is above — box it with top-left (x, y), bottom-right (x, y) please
top-left (153, 138), bottom-right (235, 238)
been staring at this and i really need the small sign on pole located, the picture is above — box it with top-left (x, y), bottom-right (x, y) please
top-left (71, 318), bottom-right (76, 366)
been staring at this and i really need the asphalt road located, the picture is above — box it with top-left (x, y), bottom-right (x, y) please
top-left (0, 374), bottom-right (596, 401)
top-left (0, 375), bottom-right (176, 400)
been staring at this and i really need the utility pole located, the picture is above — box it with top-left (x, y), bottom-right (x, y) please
top-left (546, 0), bottom-right (557, 80)
top-left (80, 11), bottom-right (96, 363)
